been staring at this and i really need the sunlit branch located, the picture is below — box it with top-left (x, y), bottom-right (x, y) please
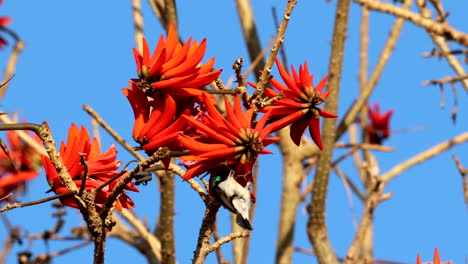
top-left (248, 0), bottom-right (297, 105)
top-left (381, 132), bottom-right (468, 182)
top-left (306, 0), bottom-right (350, 261)
top-left (118, 209), bottom-right (162, 263)
top-left (423, 74), bottom-right (468, 86)
top-left (205, 231), bottom-right (250, 256)
top-left (354, 0), bottom-right (468, 46)
top-left (132, 0), bottom-right (144, 52)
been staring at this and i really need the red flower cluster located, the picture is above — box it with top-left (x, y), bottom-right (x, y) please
top-left (179, 94), bottom-right (281, 184)
top-left (0, 0), bottom-right (11, 49)
top-left (249, 58), bottom-right (338, 149)
top-left (42, 124), bottom-right (138, 211)
top-left (124, 28), bottom-right (338, 204)
top-left (367, 102), bottom-right (393, 144)
top-left (0, 131), bottom-right (41, 201)
top-left (125, 23), bottom-right (222, 163)
top-left (131, 23), bottom-right (221, 102)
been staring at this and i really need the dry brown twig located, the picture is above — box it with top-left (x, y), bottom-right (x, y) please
top-left (0, 114), bottom-right (46, 155)
top-left (423, 74), bottom-right (468, 86)
top-left (0, 191), bottom-right (75, 213)
top-left (414, 0), bottom-right (468, 93)
top-left (205, 231), bottom-right (250, 257)
top-left (354, 0), bottom-right (468, 46)
top-left (422, 48), bottom-right (468, 59)
top-left (0, 27), bottom-right (25, 101)
top-left (381, 132), bottom-right (468, 182)
top-left (333, 166), bottom-right (359, 229)
top-left (452, 155), bottom-right (468, 209)
top-left (248, 0), bottom-right (297, 106)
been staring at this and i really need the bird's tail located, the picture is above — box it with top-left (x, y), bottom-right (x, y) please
top-left (236, 213), bottom-right (253, 230)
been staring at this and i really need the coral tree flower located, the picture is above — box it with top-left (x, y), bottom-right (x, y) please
top-left (0, 131), bottom-right (41, 201)
top-left (250, 58), bottom-right (338, 149)
top-left (416, 248), bottom-right (446, 264)
top-left (123, 82), bottom-right (189, 151)
top-left (132, 23), bottom-right (222, 101)
top-left (41, 124), bottom-right (138, 211)
top-left (367, 102), bottom-right (393, 145)
top-left (179, 94), bottom-right (280, 185)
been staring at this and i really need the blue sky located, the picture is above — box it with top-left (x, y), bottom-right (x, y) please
top-left (1, 0), bottom-right (467, 263)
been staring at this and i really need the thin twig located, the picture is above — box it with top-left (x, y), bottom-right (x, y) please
top-left (0, 27), bottom-right (25, 101)
top-left (205, 231), bottom-right (250, 256)
top-left (422, 48), bottom-right (468, 59)
top-left (0, 191), bottom-right (76, 213)
top-left (272, 6), bottom-right (288, 68)
top-left (334, 167), bottom-right (358, 230)
top-left (354, 0), bottom-right (468, 46)
top-left (0, 115), bottom-right (46, 155)
top-left (248, 0), bottom-right (297, 105)
top-left (83, 104), bottom-right (144, 161)
top-left (37, 240), bottom-right (92, 261)
top-left (422, 74), bottom-right (468, 86)
top-left (452, 155), bottom-right (468, 209)
top-left (332, 166), bottom-right (366, 202)
top-left (381, 132), bottom-right (468, 182)
top-left (118, 209), bottom-right (162, 262)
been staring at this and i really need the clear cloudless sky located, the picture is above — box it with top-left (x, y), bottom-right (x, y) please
top-left (0, 0), bottom-right (467, 263)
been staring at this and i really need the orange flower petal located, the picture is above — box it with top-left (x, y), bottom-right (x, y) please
top-left (198, 146), bottom-right (244, 159)
top-left (164, 38), bottom-right (207, 78)
top-left (151, 73), bottom-right (198, 89)
top-left (309, 117), bottom-right (323, 150)
top-left (290, 113), bottom-right (311, 146)
top-left (179, 135), bottom-right (229, 154)
top-left (182, 116), bottom-right (234, 146)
